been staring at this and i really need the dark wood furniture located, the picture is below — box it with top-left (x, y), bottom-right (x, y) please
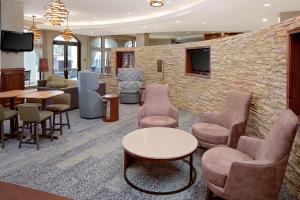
top-left (0, 68), bottom-right (25, 107)
top-left (116, 51), bottom-right (135, 74)
top-left (0, 181), bottom-right (71, 200)
top-left (288, 27), bottom-right (300, 117)
top-left (103, 94), bottom-right (119, 122)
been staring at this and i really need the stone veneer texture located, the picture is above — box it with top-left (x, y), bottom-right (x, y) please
top-left (103, 16), bottom-right (300, 196)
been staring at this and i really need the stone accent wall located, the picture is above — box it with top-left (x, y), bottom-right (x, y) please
top-left (102, 16), bottom-right (300, 196)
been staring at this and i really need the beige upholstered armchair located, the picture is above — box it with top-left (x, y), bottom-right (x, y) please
top-left (138, 84), bottom-right (178, 128)
top-left (192, 90), bottom-right (252, 149)
top-left (202, 109), bottom-right (298, 200)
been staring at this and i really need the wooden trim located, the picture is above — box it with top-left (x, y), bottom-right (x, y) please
top-left (287, 27), bottom-right (300, 116)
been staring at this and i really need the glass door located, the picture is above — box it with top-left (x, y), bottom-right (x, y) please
top-left (53, 35), bottom-right (81, 80)
top-left (53, 44), bottom-right (66, 78)
top-left (67, 45), bottom-right (78, 80)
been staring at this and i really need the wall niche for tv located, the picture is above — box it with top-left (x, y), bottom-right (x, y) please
top-left (185, 47), bottom-right (211, 77)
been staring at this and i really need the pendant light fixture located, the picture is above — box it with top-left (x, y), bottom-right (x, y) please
top-left (29, 16), bottom-right (41, 41)
top-left (44, 0), bottom-right (68, 26)
top-left (63, 12), bottom-right (73, 41)
top-left (150, 0), bottom-right (164, 7)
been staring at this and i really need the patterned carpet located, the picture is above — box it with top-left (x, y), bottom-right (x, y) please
top-left (0, 105), bottom-right (296, 200)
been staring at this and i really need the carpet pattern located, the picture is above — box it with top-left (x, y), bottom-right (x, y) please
top-left (0, 105), bottom-right (296, 200)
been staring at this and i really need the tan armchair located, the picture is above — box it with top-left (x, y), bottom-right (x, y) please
top-left (202, 109), bottom-right (298, 200)
top-left (192, 90), bottom-right (252, 149)
top-left (138, 84), bottom-right (178, 128)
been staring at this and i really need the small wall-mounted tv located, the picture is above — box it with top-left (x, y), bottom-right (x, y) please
top-left (1, 30), bottom-right (34, 52)
top-left (191, 48), bottom-right (210, 73)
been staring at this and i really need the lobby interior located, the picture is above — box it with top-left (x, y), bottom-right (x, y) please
top-left (0, 0), bottom-right (300, 200)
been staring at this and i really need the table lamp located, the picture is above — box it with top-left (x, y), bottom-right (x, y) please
top-left (39, 58), bottom-right (49, 80)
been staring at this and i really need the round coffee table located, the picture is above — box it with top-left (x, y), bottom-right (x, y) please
top-left (122, 127), bottom-right (198, 195)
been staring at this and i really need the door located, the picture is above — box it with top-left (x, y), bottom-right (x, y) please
top-left (53, 35), bottom-right (81, 79)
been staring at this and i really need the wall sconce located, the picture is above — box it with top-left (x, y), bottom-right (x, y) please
top-left (157, 59), bottom-right (165, 84)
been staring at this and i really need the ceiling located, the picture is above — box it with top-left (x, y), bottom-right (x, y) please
top-left (18, 0), bottom-right (300, 36)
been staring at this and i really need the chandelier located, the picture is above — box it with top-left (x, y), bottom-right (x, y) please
top-left (44, 0), bottom-right (68, 26)
top-left (63, 12), bottom-right (73, 41)
top-left (150, 0), bottom-right (164, 7)
top-left (29, 16), bottom-right (41, 41)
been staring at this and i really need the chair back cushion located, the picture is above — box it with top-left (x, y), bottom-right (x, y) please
top-left (52, 94), bottom-right (71, 106)
top-left (118, 68), bottom-right (142, 81)
top-left (143, 84), bottom-right (171, 117)
top-left (0, 105), bottom-right (5, 121)
top-left (257, 109), bottom-right (298, 162)
top-left (222, 90), bottom-right (252, 128)
top-left (78, 72), bottom-right (99, 91)
top-left (18, 104), bottom-right (40, 122)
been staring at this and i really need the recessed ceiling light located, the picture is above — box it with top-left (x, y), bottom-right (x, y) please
top-left (128, 12), bottom-right (132, 15)
top-left (142, 25), bottom-right (147, 29)
top-left (93, 17), bottom-right (97, 20)
top-left (175, 20), bottom-right (180, 24)
top-left (263, 3), bottom-right (271, 7)
top-left (166, 1), bottom-right (171, 3)
top-left (262, 18), bottom-right (268, 22)
top-left (202, 22), bottom-right (207, 25)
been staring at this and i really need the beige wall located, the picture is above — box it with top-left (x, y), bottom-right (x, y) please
top-left (0, 0), bottom-right (24, 68)
top-left (104, 16), bottom-right (300, 196)
top-left (43, 30), bottom-right (90, 74)
top-left (149, 38), bottom-right (172, 46)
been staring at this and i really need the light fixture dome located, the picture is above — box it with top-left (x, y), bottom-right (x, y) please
top-left (150, 0), bottom-right (164, 7)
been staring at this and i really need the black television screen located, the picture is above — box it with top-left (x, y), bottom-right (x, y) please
top-left (1, 30), bottom-right (34, 52)
top-left (191, 48), bottom-right (210, 74)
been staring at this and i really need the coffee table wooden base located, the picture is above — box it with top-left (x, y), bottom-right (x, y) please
top-left (123, 150), bottom-right (197, 195)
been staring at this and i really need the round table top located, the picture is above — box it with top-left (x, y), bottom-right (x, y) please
top-left (103, 94), bottom-right (119, 99)
top-left (122, 127), bottom-right (198, 160)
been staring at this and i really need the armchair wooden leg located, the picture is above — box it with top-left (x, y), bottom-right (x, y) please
top-left (206, 187), bottom-right (213, 200)
top-left (34, 123), bottom-right (39, 151)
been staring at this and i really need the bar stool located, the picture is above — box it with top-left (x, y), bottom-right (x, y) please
top-left (18, 104), bottom-right (53, 150)
top-left (46, 94), bottom-right (71, 136)
top-left (0, 105), bottom-right (18, 149)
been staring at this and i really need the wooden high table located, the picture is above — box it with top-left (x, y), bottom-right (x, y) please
top-left (17, 90), bottom-right (64, 110)
top-left (0, 89), bottom-right (37, 135)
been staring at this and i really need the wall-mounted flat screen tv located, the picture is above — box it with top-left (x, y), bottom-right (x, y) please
top-left (1, 30), bottom-right (34, 52)
top-left (191, 48), bottom-right (210, 74)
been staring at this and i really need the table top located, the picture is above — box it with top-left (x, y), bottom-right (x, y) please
top-left (0, 89), bottom-right (37, 98)
top-left (122, 127), bottom-right (198, 160)
top-left (17, 90), bottom-right (64, 99)
top-left (103, 94), bottom-right (119, 99)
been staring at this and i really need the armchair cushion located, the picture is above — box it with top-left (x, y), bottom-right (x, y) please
top-left (47, 82), bottom-right (68, 89)
top-left (140, 116), bottom-right (177, 128)
top-left (192, 123), bottom-right (229, 145)
top-left (202, 146), bottom-right (253, 187)
top-left (46, 104), bottom-right (70, 112)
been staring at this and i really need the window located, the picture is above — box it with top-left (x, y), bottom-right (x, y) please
top-left (24, 50), bottom-right (39, 86)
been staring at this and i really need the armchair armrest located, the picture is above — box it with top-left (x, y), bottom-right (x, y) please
top-left (227, 121), bottom-right (247, 148)
top-left (169, 105), bottom-right (179, 127)
top-left (138, 106), bottom-right (146, 127)
top-left (224, 158), bottom-right (287, 200)
top-left (237, 136), bottom-right (264, 159)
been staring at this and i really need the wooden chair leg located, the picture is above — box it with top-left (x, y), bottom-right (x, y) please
top-left (1, 121), bottom-right (4, 149)
top-left (49, 118), bottom-right (53, 142)
top-left (53, 113), bottom-right (56, 129)
top-left (66, 111), bottom-right (70, 129)
top-left (206, 187), bottom-right (213, 200)
top-left (15, 116), bottom-right (19, 137)
top-left (59, 112), bottom-right (63, 135)
top-left (19, 122), bottom-right (24, 149)
top-left (34, 123), bottom-right (39, 150)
